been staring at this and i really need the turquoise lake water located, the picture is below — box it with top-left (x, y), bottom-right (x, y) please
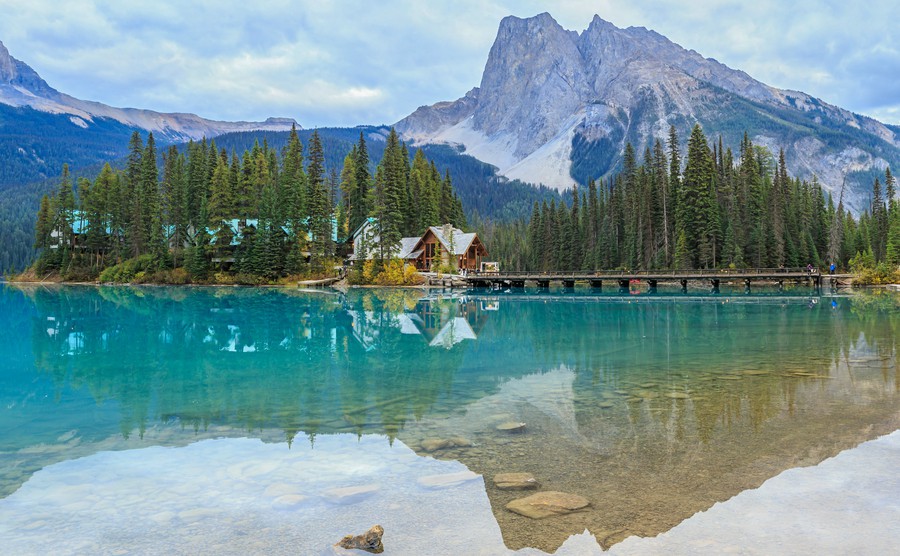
top-left (0, 283), bottom-right (898, 554)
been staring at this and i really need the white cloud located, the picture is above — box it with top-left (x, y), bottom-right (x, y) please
top-left (1, 0), bottom-right (899, 125)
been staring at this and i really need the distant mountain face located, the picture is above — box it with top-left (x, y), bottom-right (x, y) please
top-left (0, 40), bottom-right (297, 143)
top-left (397, 12), bottom-right (900, 212)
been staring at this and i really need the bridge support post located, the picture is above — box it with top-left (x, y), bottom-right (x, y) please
top-left (589, 280), bottom-right (603, 291)
top-left (777, 280), bottom-right (784, 291)
top-left (680, 279), bottom-right (688, 292)
top-left (744, 278), bottom-right (751, 294)
top-left (710, 278), bottom-right (720, 293)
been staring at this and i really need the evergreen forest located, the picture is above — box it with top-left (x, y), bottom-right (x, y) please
top-left (483, 124), bottom-right (900, 281)
top-left (0, 126), bottom-right (560, 274)
top-left (23, 122), bottom-right (900, 284)
top-left (29, 126), bottom-right (466, 283)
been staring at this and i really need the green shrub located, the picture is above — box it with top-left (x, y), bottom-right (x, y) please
top-left (98, 254), bottom-right (157, 283)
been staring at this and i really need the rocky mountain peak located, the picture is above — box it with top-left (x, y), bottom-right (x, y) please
top-left (397, 12), bottom-right (899, 211)
top-left (0, 40), bottom-right (59, 98)
top-left (476, 12), bottom-right (588, 157)
top-left (0, 40), bottom-right (19, 82)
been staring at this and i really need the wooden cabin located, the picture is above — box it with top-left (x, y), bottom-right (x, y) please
top-left (411, 224), bottom-right (488, 271)
top-left (347, 221), bottom-right (488, 272)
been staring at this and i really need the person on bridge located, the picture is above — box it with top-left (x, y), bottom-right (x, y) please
top-left (806, 263), bottom-right (813, 274)
top-left (829, 262), bottom-right (836, 275)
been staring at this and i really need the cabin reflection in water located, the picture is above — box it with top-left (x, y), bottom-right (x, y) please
top-left (350, 295), bottom-right (493, 351)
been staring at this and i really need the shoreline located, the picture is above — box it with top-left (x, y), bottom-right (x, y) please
top-left (4, 278), bottom-right (887, 289)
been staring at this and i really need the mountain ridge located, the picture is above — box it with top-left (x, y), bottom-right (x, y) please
top-left (0, 39), bottom-right (298, 143)
top-left (396, 12), bottom-right (899, 212)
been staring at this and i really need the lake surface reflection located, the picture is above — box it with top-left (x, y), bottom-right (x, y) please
top-left (1, 284), bottom-right (898, 553)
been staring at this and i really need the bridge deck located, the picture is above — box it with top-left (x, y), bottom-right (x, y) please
top-left (465, 268), bottom-right (851, 285)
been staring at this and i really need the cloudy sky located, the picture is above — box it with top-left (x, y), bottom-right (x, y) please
top-left (1, 0), bottom-right (898, 127)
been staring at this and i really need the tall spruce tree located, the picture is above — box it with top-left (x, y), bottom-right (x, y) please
top-left (373, 129), bottom-right (406, 262)
top-left (350, 131), bottom-right (371, 234)
top-left (306, 130), bottom-right (330, 270)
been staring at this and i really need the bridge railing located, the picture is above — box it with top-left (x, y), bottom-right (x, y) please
top-left (469, 267), bottom-right (820, 278)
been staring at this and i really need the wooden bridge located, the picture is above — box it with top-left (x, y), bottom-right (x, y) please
top-left (465, 268), bottom-right (853, 290)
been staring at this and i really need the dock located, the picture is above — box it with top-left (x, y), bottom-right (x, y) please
top-left (464, 268), bottom-right (853, 291)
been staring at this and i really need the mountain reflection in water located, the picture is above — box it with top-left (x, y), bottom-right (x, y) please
top-left (1, 284), bottom-right (898, 552)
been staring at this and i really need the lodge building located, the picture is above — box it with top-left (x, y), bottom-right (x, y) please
top-left (348, 219), bottom-right (489, 272)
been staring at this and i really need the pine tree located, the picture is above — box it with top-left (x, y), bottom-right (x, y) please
top-left (886, 203), bottom-right (900, 267)
top-left (569, 186), bottom-right (583, 270)
top-left (668, 125), bottom-right (681, 221)
top-left (338, 150), bottom-right (356, 238)
top-left (56, 164), bottom-right (76, 256)
top-left (373, 129), bottom-right (406, 263)
top-left (125, 132), bottom-right (145, 257)
top-left (886, 167), bottom-right (896, 217)
top-left (81, 173), bottom-right (108, 267)
top-left (306, 130), bottom-right (331, 270)
top-left (871, 176), bottom-right (888, 261)
top-left (187, 196), bottom-right (210, 278)
top-left (161, 148), bottom-right (188, 267)
top-left (350, 131), bottom-right (371, 234)
top-left (207, 153), bottom-right (236, 265)
top-left (34, 194), bottom-right (53, 265)
top-left (652, 140), bottom-right (672, 267)
top-left (584, 179), bottom-right (599, 269)
top-left (407, 149), bottom-right (429, 235)
top-left (142, 133), bottom-right (166, 264)
top-left (527, 201), bottom-right (543, 270)
top-left (680, 124), bottom-right (716, 268)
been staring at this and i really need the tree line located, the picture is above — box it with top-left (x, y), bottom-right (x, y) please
top-left (484, 124), bottom-right (900, 275)
top-left (31, 126), bottom-right (465, 282)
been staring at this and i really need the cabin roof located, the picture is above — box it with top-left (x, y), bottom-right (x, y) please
top-left (426, 226), bottom-right (478, 255)
top-left (398, 237), bottom-right (421, 259)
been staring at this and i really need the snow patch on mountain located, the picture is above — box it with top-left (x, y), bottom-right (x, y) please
top-left (504, 113), bottom-right (581, 189)
top-left (427, 115), bottom-right (518, 173)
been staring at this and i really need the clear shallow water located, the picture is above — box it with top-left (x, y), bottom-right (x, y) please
top-left (1, 284), bottom-right (898, 554)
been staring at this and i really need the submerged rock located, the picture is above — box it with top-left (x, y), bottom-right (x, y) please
top-left (665, 392), bottom-right (691, 399)
top-left (271, 494), bottom-right (307, 509)
top-left (417, 470), bottom-right (481, 489)
top-left (323, 484), bottom-right (379, 504)
top-left (496, 422), bottom-right (526, 433)
top-left (493, 472), bottom-right (539, 490)
top-left (506, 491), bottom-right (590, 519)
top-left (335, 525), bottom-right (384, 554)
top-left (420, 437), bottom-right (473, 452)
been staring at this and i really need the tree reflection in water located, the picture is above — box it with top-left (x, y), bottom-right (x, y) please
top-left (3, 284), bottom-right (900, 550)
